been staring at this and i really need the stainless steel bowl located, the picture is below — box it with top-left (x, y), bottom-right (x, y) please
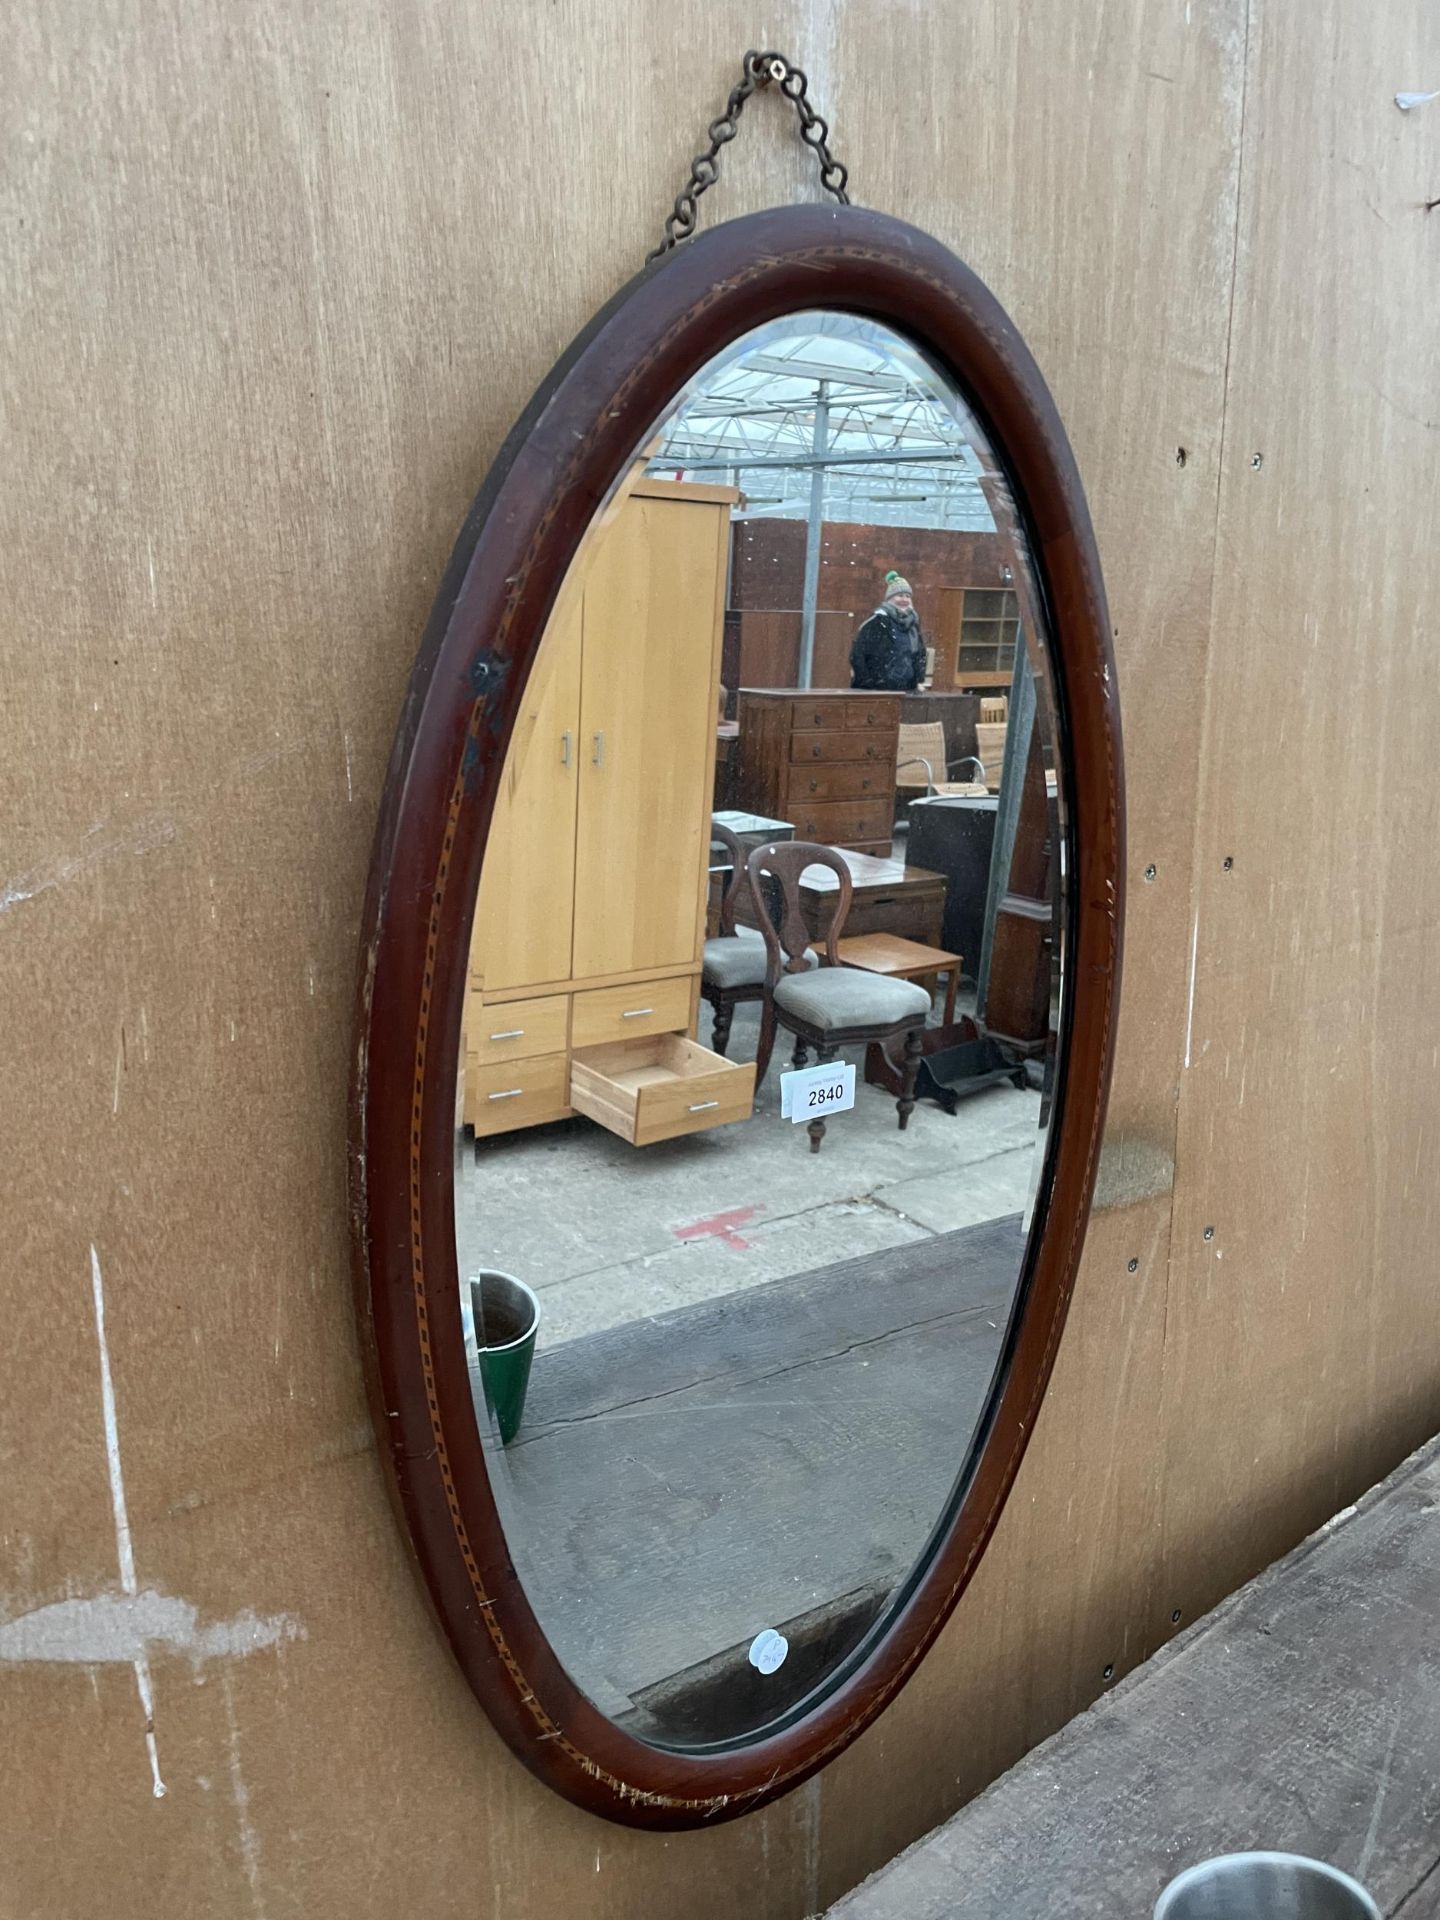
top-left (1156, 1853), bottom-right (1380, 1920)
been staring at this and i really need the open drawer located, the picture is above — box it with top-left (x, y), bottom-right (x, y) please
top-left (570, 1034), bottom-right (755, 1147)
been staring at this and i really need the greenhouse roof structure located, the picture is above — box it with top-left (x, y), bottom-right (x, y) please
top-left (645, 312), bottom-right (998, 533)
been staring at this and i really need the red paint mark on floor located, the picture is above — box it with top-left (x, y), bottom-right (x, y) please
top-left (672, 1205), bottom-right (762, 1252)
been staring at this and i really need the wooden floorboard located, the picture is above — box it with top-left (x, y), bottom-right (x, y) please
top-left (827, 1436), bottom-right (1440, 1919)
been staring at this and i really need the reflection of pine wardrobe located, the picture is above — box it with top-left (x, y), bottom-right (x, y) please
top-left (462, 478), bottom-right (756, 1145)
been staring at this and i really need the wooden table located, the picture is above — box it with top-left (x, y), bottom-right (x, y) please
top-left (707, 810), bottom-right (795, 935)
top-left (837, 932), bottom-right (963, 1026)
top-left (710, 807), bottom-right (794, 856)
top-left (739, 849), bottom-right (948, 949)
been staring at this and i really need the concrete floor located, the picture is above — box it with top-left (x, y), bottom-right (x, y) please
top-left (456, 997), bottom-right (1045, 1347)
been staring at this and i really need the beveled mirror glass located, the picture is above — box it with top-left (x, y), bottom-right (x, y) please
top-left (353, 205), bottom-right (1122, 1827)
top-left (455, 309), bottom-right (1064, 1748)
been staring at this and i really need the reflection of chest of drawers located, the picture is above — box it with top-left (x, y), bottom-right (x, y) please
top-left (463, 971), bottom-right (756, 1145)
top-left (733, 690), bottom-right (901, 857)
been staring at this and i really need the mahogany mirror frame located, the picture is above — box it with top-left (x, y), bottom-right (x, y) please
top-left (349, 203), bottom-right (1125, 1829)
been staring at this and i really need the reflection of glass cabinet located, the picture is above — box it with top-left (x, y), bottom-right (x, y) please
top-left (465, 478), bottom-right (755, 1141)
top-left (933, 585), bottom-right (1023, 689)
top-left (958, 587), bottom-right (1022, 672)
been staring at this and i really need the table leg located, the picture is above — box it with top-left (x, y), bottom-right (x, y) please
top-left (944, 965), bottom-right (958, 1026)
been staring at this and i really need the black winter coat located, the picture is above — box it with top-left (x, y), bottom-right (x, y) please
top-left (849, 607), bottom-right (925, 691)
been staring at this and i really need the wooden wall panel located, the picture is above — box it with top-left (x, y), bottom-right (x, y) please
top-left (3, 1), bottom-right (1433, 1915)
top-left (1158, 0), bottom-right (1440, 1624)
top-left (811, 611), bottom-right (858, 693)
top-left (732, 517), bottom-right (809, 610)
top-left (731, 520), bottom-right (1015, 622)
top-left (736, 608), bottom-right (803, 688)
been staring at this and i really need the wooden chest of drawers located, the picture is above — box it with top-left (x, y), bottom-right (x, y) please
top-left (460, 965), bottom-right (757, 1144)
top-left (733, 689), bottom-right (901, 856)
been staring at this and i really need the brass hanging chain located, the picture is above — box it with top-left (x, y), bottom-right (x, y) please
top-left (646, 50), bottom-right (851, 263)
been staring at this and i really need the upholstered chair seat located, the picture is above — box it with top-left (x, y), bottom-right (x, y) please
top-left (772, 969), bottom-right (930, 1030)
top-left (703, 926), bottom-right (817, 991)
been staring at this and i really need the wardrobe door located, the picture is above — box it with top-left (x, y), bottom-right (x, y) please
top-left (470, 581), bottom-right (583, 993)
top-left (571, 487), bottom-right (726, 980)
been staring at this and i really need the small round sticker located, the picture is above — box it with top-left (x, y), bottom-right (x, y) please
top-left (748, 1628), bottom-right (789, 1675)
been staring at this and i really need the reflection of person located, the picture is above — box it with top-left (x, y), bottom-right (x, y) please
top-left (849, 571), bottom-right (926, 691)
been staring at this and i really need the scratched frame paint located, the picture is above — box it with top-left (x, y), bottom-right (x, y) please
top-left (349, 205), bottom-right (1124, 1828)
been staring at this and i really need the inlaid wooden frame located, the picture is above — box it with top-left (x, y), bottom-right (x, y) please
top-left (349, 204), bottom-right (1124, 1829)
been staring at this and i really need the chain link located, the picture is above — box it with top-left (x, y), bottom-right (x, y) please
top-left (646, 50), bottom-right (851, 264)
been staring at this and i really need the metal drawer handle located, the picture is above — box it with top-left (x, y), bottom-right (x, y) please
top-left (689, 1100), bottom-right (720, 1113)
top-left (489, 1028), bottom-right (524, 1041)
top-left (622, 1007), bottom-right (654, 1019)
top-left (592, 730), bottom-right (605, 767)
top-left (487, 1088), bottom-right (523, 1101)
top-left (560, 730), bottom-right (572, 768)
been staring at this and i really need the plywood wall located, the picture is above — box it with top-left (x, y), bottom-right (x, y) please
top-left (3, 2), bottom-right (1437, 1914)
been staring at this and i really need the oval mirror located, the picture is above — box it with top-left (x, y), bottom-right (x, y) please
top-left (352, 206), bottom-right (1123, 1827)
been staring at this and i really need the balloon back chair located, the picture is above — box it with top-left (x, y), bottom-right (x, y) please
top-left (745, 841), bottom-right (931, 1153)
top-left (700, 819), bottom-right (817, 1056)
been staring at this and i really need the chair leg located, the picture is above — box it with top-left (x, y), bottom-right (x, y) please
top-left (711, 997), bottom-right (734, 1058)
top-left (754, 1000), bottom-right (777, 1088)
top-left (808, 1042), bottom-right (837, 1153)
top-left (791, 1037), bottom-right (808, 1069)
top-left (897, 1026), bottom-right (923, 1131)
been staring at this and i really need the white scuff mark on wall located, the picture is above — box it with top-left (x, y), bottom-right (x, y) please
top-left (145, 533), bottom-right (158, 609)
top-left (0, 814), bottom-right (177, 916)
top-left (1183, 910), bottom-right (1200, 1068)
top-left (0, 1589), bottom-right (304, 1666)
top-left (343, 731), bottom-right (354, 804)
top-left (88, 1243), bottom-right (166, 1798)
top-left (223, 1670), bottom-right (269, 1920)
top-left (91, 1246), bottom-right (138, 1621)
